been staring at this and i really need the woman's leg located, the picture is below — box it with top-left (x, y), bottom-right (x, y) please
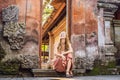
top-left (66, 53), bottom-right (73, 77)
top-left (66, 59), bottom-right (72, 74)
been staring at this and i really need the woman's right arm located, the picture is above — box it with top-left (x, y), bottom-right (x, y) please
top-left (55, 53), bottom-right (62, 57)
top-left (54, 43), bottom-right (66, 60)
top-left (54, 49), bottom-right (61, 57)
top-left (54, 43), bottom-right (62, 57)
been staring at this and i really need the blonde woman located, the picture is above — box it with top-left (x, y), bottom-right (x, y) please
top-left (53, 31), bottom-right (73, 77)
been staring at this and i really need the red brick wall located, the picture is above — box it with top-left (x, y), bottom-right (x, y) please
top-left (72, 0), bottom-right (98, 35)
top-left (71, 0), bottom-right (98, 68)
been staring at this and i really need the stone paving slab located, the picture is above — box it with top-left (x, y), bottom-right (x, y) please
top-left (0, 75), bottom-right (120, 80)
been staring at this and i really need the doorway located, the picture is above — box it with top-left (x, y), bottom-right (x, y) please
top-left (41, 0), bottom-right (66, 69)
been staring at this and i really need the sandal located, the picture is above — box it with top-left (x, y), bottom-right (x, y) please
top-left (66, 73), bottom-right (71, 78)
top-left (69, 71), bottom-right (73, 77)
top-left (66, 71), bottom-right (71, 78)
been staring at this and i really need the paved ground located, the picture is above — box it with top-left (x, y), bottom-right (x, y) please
top-left (0, 75), bottom-right (120, 80)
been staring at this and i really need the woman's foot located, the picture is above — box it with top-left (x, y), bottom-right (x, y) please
top-left (69, 71), bottom-right (73, 77)
top-left (66, 71), bottom-right (71, 78)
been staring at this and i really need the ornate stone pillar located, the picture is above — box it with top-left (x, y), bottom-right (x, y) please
top-left (97, 8), bottom-right (106, 61)
top-left (98, 2), bottom-right (118, 62)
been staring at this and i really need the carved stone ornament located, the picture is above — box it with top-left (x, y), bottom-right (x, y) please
top-left (98, 0), bottom-right (120, 3)
top-left (2, 5), bottom-right (25, 50)
top-left (2, 5), bottom-right (19, 22)
top-left (19, 55), bottom-right (39, 68)
top-left (3, 22), bottom-right (25, 49)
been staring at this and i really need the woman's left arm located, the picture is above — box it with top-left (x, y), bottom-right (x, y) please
top-left (63, 43), bottom-right (73, 55)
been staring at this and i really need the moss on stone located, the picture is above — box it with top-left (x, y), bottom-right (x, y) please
top-left (0, 44), bottom-right (20, 75)
top-left (86, 60), bottom-right (117, 75)
top-left (0, 59), bottom-right (20, 75)
top-left (106, 61), bottom-right (116, 68)
top-left (0, 45), bottom-right (6, 61)
top-left (86, 60), bottom-right (102, 75)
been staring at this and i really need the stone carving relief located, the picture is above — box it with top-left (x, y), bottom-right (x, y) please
top-left (2, 5), bottom-right (25, 50)
top-left (72, 34), bottom-right (86, 58)
top-left (2, 5), bottom-right (19, 22)
top-left (19, 55), bottom-right (39, 68)
top-left (72, 32), bottom-right (99, 70)
top-left (86, 32), bottom-right (99, 59)
top-left (98, 0), bottom-right (120, 3)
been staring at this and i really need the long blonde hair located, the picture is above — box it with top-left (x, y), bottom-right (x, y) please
top-left (57, 34), bottom-right (70, 52)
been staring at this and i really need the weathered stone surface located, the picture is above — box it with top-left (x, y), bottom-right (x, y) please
top-left (97, 0), bottom-right (118, 68)
top-left (72, 34), bottom-right (86, 58)
top-left (3, 22), bottom-right (25, 49)
top-left (104, 45), bottom-right (117, 53)
top-left (113, 20), bottom-right (120, 42)
top-left (72, 33), bottom-right (98, 70)
top-left (98, 0), bottom-right (120, 3)
top-left (0, 45), bottom-right (6, 61)
top-left (71, 0), bottom-right (98, 71)
top-left (98, 2), bottom-right (118, 9)
top-left (74, 69), bottom-right (86, 74)
top-left (0, 38), bottom-right (39, 69)
top-left (0, 58), bottom-right (20, 75)
top-left (97, 1), bottom-right (118, 20)
top-left (105, 56), bottom-right (116, 62)
top-left (113, 20), bottom-right (120, 59)
top-left (74, 57), bottom-right (86, 69)
top-left (32, 69), bottom-right (63, 77)
top-left (2, 5), bottom-right (26, 50)
top-left (74, 57), bottom-right (94, 70)
top-left (19, 55), bottom-right (39, 68)
top-left (2, 5), bottom-right (19, 22)
top-left (0, 0), bottom-right (40, 72)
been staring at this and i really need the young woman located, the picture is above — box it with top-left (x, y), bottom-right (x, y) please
top-left (53, 31), bottom-right (73, 77)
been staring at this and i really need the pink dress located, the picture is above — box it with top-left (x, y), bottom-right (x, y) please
top-left (53, 52), bottom-right (73, 72)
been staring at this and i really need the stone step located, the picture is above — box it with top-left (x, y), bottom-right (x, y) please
top-left (107, 68), bottom-right (119, 75)
top-left (116, 66), bottom-right (120, 68)
top-left (113, 24), bottom-right (120, 27)
top-left (74, 69), bottom-right (86, 74)
top-left (113, 20), bottom-right (120, 24)
top-left (32, 69), bottom-right (86, 77)
top-left (32, 69), bottom-right (66, 77)
top-left (113, 20), bottom-right (120, 27)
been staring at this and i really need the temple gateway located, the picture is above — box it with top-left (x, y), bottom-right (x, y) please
top-left (0, 0), bottom-right (120, 76)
